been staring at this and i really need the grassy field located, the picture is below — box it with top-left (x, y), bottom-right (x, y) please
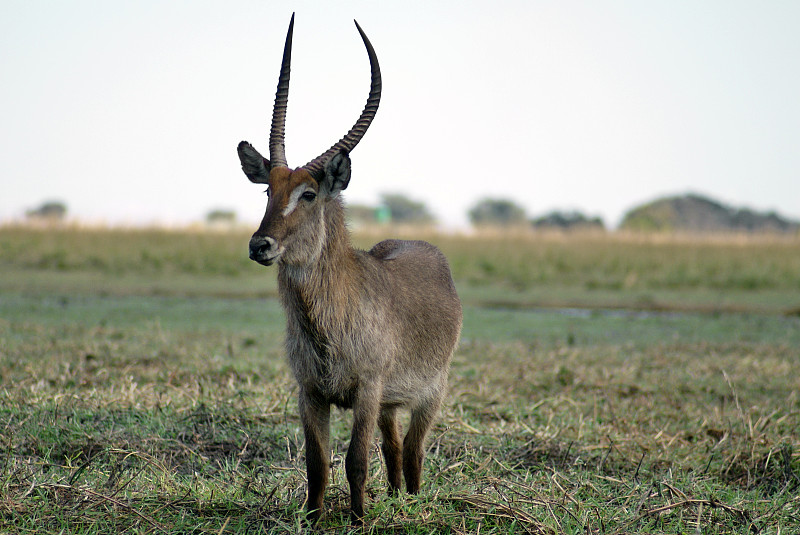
top-left (1, 225), bottom-right (799, 533)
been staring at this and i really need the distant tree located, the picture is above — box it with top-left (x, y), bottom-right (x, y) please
top-left (206, 209), bottom-right (237, 225)
top-left (468, 198), bottom-right (527, 226)
top-left (619, 193), bottom-right (800, 233)
top-left (380, 193), bottom-right (435, 224)
top-left (531, 211), bottom-right (605, 231)
top-left (26, 201), bottom-right (67, 221)
top-left (347, 203), bottom-right (378, 225)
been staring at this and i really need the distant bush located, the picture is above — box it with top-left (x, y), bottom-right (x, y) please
top-left (620, 193), bottom-right (800, 233)
top-left (347, 204), bottom-right (376, 223)
top-left (531, 211), bottom-right (605, 231)
top-left (468, 198), bottom-right (527, 227)
top-left (206, 209), bottom-right (236, 223)
top-left (206, 209), bottom-right (237, 225)
top-left (26, 201), bottom-right (67, 221)
top-left (380, 193), bottom-right (435, 224)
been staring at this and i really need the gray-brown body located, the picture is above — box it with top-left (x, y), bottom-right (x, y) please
top-left (236, 15), bottom-right (461, 522)
top-left (278, 195), bottom-right (461, 521)
top-left (281, 226), bottom-right (461, 415)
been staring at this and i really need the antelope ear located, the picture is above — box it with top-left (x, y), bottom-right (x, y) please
top-left (237, 141), bottom-right (270, 184)
top-left (321, 150), bottom-right (351, 198)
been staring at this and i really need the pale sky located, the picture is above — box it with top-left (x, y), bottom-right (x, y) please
top-left (2, 0), bottom-right (799, 228)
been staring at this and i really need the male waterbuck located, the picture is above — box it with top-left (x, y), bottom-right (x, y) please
top-left (236, 15), bottom-right (462, 523)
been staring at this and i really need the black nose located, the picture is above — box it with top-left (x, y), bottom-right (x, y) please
top-left (249, 236), bottom-right (275, 262)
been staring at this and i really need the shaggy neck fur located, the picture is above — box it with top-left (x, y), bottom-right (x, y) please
top-left (277, 198), bottom-right (359, 357)
top-left (278, 198), bottom-right (354, 282)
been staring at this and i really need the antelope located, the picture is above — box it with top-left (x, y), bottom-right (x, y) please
top-left (236, 14), bottom-right (462, 523)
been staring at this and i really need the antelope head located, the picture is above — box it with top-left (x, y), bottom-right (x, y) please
top-left (238, 14), bottom-right (381, 267)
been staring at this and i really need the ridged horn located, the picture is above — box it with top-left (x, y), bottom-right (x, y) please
top-left (302, 20), bottom-right (382, 180)
top-left (269, 13), bottom-right (294, 169)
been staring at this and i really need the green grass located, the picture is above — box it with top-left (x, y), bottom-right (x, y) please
top-left (2, 225), bottom-right (800, 311)
top-left (1, 225), bottom-right (799, 533)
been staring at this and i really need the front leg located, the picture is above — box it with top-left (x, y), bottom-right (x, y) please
top-left (299, 392), bottom-right (330, 522)
top-left (345, 386), bottom-right (380, 523)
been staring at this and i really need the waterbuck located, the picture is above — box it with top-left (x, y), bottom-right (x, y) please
top-left (236, 15), bottom-right (462, 523)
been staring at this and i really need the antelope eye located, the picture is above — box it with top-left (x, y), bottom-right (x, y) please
top-left (301, 191), bottom-right (317, 202)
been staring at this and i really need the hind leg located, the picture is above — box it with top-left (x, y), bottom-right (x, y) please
top-left (403, 392), bottom-right (443, 494)
top-left (378, 407), bottom-right (402, 494)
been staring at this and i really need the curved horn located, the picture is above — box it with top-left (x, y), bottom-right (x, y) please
top-left (303, 20), bottom-right (381, 180)
top-left (269, 13), bottom-right (294, 169)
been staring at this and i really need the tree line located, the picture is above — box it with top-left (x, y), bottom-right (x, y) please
top-left (347, 195), bottom-right (606, 230)
top-left (23, 193), bottom-right (799, 234)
